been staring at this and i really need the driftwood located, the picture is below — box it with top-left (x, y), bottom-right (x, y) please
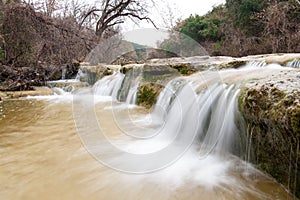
top-left (0, 65), bottom-right (46, 91)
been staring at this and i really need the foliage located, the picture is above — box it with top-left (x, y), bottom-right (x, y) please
top-left (1, 4), bottom-right (36, 67)
top-left (171, 64), bottom-right (197, 75)
top-left (0, 0), bottom-right (155, 91)
top-left (0, 1), bottom-right (98, 90)
top-left (226, 0), bottom-right (265, 27)
top-left (180, 14), bottom-right (223, 42)
top-left (159, 31), bottom-right (209, 57)
top-left (137, 83), bottom-right (163, 109)
top-left (169, 0), bottom-right (300, 57)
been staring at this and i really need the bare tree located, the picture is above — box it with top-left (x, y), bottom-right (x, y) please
top-left (155, 0), bottom-right (182, 30)
top-left (81, 0), bottom-right (156, 38)
top-left (31, 0), bottom-right (62, 17)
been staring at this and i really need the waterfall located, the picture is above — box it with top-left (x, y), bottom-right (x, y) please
top-left (153, 78), bottom-right (187, 118)
top-left (117, 66), bottom-right (142, 104)
top-left (62, 68), bottom-right (67, 80)
top-left (91, 67), bottom-right (244, 156)
top-left (75, 69), bottom-right (84, 81)
top-left (89, 62), bottom-right (298, 161)
top-left (246, 61), bottom-right (267, 67)
top-left (196, 84), bottom-right (242, 156)
top-left (287, 59), bottom-right (300, 68)
top-left (93, 72), bottom-right (125, 100)
top-left (92, 66), bottom-right (142, 104)
top-left (151, 81), bottom-right (243, 157)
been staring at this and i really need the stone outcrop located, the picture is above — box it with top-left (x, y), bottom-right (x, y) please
top-left (239, 71), bottom-right (300, 197)
top-left (3, 87), bottom-right (54, 98)
top-left (79, 63), bottom-right (119, 85)
top-left (137, 83), bottom-right (164, 109)
top-left (134, 64), bottom-right (180, 108)
top-left (78, 54), bottom-right (300, 115)
top-left (47, 80), bottom-right (89, 92)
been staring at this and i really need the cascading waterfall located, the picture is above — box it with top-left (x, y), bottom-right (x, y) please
top-left (245, 60), bottom-right (267, 67)
top-left (150, 80), bottom-right (243, 157)
top-left (196, 84), bottom-right (242, 156)
top-left (93, 72), bottom-right (125, 100)
top-left (10, 61), bottom-right (297, 199)
top-left (90, 62), bottom-right (297, 158)
top-left (62, 68), bottom-right (67, 80)
top-left (91, 66), bottom-right (246, 157)
top-left (153, 78), bottom-right (187, 119)
top-left (93, 66), bottom-right (142, 104)
top-left (117, 66), bottom-right (142, 104)
top-left (287, 58), bottom-right (300, 68)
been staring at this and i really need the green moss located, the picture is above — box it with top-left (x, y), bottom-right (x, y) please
top-left (220, 60), bottom-right (247, 69)
top-left (239, 84), bottom-right (300, 197)
top-left (170, 64), bottom-right (197, 76)
top-left (137, 83), bottom-right (163, 109)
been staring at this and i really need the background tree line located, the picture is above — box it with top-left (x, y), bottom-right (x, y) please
top-left (161, 0), bottom-right (300, 57)
top-left (0, 0), bottom-right (152, 91)
top-left (0, 0), bottom-right (299, 91)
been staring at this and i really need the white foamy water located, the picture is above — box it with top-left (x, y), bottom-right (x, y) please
top-left (4, 63), bottom-right (296, 199)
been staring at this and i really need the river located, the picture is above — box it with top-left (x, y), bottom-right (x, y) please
top-left (0, 64), bottom-right (296, 199)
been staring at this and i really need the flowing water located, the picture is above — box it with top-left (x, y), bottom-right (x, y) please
top-left (0, 64), bottom-right (297, 199)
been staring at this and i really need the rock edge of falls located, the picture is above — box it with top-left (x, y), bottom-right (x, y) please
top-left (78, 53), bottom-right (300, 197)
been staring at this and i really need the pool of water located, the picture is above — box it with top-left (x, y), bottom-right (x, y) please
top-left (0, 97), bottom-right (294, 200)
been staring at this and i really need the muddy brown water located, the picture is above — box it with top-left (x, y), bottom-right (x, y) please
top-left (0, 98), bottom-right (295, 200)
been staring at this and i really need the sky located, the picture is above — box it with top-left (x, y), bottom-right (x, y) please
top-left (166, 0), bottom-right (226, 17)
top-left (123, 0), bottom-right (226, 47)
top-left (123, 0), bottom-right (226, 30)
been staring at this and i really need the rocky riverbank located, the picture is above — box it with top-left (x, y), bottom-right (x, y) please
top-left (0, 87), bottom-right (54, 99)
top-left (239, 71), bottom-right (300, 197)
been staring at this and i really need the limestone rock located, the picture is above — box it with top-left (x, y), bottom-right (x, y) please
top-left (239, 71), bottom-right (300, 197)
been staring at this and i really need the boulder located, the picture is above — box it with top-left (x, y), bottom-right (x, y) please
top-left (239, 71), bottom-right (300, 197)
top-left (79, 64), bottom-right (119, 85)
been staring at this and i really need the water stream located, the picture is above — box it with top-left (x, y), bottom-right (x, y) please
top-left (0, 64), bottom-right (297, 199)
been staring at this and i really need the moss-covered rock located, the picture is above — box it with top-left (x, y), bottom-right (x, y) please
top-left (47, 81), bottom-right (89, 92)
top-left (142, 64), bottom-right (180, 83)
top-left (170, 63), bottom-right (197, 75)
top-left (79, 64), bottom-right (118, 84)
top-left (137, 83), bottom-right (164, 109)
top-left (120, 66), bottom-right (133, 74)
top-left (219, 60), bottom-right (247, 69)
top-left (239, 80), bottom-right (300, 197)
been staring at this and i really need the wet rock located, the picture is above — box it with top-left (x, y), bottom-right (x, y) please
top-left (137, 83), bottom-right (164, 109)
top-left (170, 63), bottom-right (197, 75)
top-left (79, 64), bottom-right (119, 85)
top-left (120, 65), bottom-right (134, 74)
top-left (47, 81), bottom-right (89, 92)
top-left (239, 73), bottom-right (300, 197)
top-left (4, 87), bottom-right (54, 98)
top-left (219, 60), bottom-right (247, 69)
